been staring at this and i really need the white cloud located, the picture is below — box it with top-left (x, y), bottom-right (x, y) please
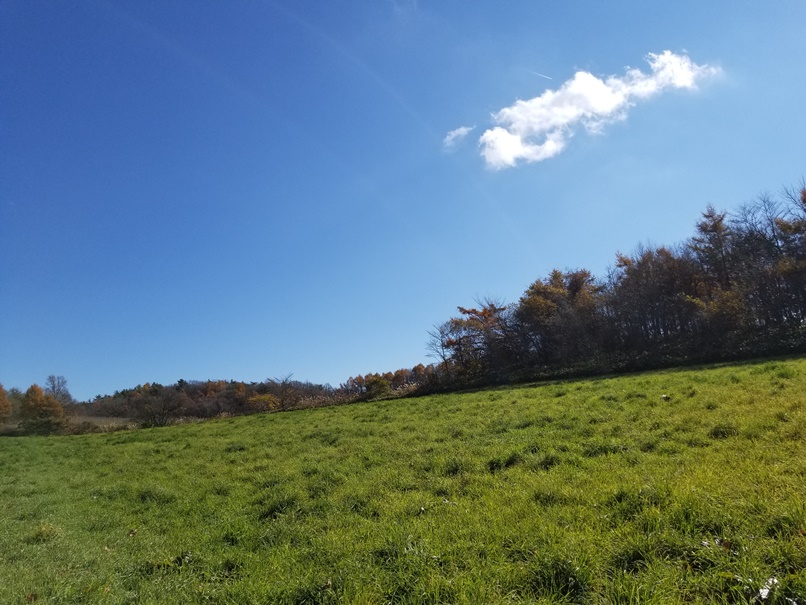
top-left (442, 125), bottom-right (475, 150)
top-left (479, 51), bottom-right (720, 169)
top-left (479, 127), bottom-right (566, 168)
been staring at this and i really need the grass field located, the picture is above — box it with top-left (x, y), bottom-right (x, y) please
top-left (1, 358), bottom-right (805, 604)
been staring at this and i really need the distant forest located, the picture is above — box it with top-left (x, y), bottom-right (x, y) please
top-left (2, 181), bottom-right (805, 433)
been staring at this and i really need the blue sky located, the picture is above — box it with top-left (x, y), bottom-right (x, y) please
top-left (2, 1), bottom-right (804, 401)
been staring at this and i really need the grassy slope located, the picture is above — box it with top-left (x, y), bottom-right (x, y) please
top-left (1, 358), bottom-right (805, 604)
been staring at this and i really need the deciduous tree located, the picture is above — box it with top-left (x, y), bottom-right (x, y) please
top-left (45, 375), bottom-right (74, 405)
top-left (517, 269), bottom-right (603, 366)
top-left (364, 374), bottom-right (392, 400)
top-left (0, 384), bottom-right (10, 421)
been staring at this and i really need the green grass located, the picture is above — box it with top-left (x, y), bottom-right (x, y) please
top-left (2, 358), bottom-right (806, 604)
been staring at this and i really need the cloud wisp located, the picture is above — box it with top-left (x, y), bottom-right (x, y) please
top-left (443, 125), bottom-right (475, 150)
top-left (459, 51), bottom-right (720, 169)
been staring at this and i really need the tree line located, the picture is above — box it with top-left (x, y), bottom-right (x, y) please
top-left (422, 183), bottom-right (806, 388)
top-left (3, 182), bottom-right (805, 434)
top-left (0, 371), bottom-right (432, 434)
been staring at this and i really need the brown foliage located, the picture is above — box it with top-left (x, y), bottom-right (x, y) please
top-left (19, 384), bottom-right (67, 434)
top-left (427, 182), bottom-right (806, 389)
top-left (0, 384), bottom-right (10, 421)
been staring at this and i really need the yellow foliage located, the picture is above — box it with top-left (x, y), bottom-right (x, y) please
top-left (19, 384), bottom-right (66, 434)
top-left (247, 394), bottom-right (280, 411)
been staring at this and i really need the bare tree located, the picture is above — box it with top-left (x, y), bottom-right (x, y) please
top-left (45, 375), bottom-right (74, 405)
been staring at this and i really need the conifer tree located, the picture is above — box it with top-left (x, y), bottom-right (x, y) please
top-left (19, 384), bottom-right (66, 434)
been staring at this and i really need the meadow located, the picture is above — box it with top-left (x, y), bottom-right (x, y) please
top-left (1, 358), bottom-right (805, 604)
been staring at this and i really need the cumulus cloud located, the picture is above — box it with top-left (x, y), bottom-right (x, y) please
top-left (442, 125), bottom-right (475, 150)
top-left (477, 51), bottom-right (720, 169)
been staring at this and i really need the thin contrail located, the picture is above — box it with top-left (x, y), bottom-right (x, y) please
top-left (530, 71), bottom-right (553, 80)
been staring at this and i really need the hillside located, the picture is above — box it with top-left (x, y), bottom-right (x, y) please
top-left (2, 358), bottom-right (805, 604)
